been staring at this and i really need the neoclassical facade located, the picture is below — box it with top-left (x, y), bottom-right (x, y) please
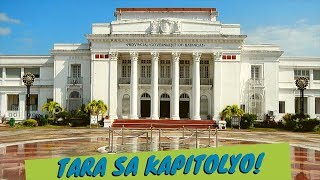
top-left (0, 8), bottom-right (319, 125)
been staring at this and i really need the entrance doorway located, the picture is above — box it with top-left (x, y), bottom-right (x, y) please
top-left (160, 93), bottom-right (170, 118)
top-left (140, 93), bottom-right (151, 118)
top-left (179, 93), bottom-right (190, 119)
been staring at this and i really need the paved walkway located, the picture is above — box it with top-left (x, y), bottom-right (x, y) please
top-left (1, 127), bottom-right (319, 150)
top-left (0, 127), bottom-right (319, 180)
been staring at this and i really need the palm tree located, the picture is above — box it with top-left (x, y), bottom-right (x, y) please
top-left (221, 104), bottom-right (244, 120)
top-left (84, 100), bottom-right (108, 123)
top-left (41, 101), bottom-right (63, 118)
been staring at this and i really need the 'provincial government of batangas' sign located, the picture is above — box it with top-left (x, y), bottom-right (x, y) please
top-left (125, 43), bottom-right (206, 48)
top-left (96, 42), bottom-right (224, 51)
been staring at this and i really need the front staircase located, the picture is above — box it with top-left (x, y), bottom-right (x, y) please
top-left (111, 119), bottom-right (217, 129)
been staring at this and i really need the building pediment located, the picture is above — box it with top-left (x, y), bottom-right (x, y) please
top-left (92, 18), bottom-right (240, 35)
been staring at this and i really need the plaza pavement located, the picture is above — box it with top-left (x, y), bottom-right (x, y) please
top-left (0, 127), bottom-right (319, 150)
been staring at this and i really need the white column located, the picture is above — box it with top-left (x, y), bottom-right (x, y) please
top-left (19, 93), bottom-right (26, 120)
top-left (310, 69), bottom-right (314, 89)
top-left (309, 95), bottom-right (316, 118)
top-left (0, 93), bottom-right (6, 117)
top-left (192, 52), bottom-right (201, 120)
top-left (1, 67), bottom-right (5, 85)
top-left (108, 52), bottom-right (118, 120)
top-left (171, 52), bottom-right (180, 120)
top-left (130, 52), bottom-right (139, 119)
top-left (151, 52), bottom-right (159, 120)
top-left (213, 52), bottom-right (222, 119)
top-left (20, 68), bottom-right (24, 86)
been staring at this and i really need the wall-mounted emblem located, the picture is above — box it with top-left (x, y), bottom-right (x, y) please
top-left (150, 19), bottom-right (181, 34)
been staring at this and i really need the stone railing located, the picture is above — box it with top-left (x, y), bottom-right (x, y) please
top-left (118, 77), bottom-right (130, 84)
top-left (180, 78), bottom-right (191, 85)
top-left (139, 78), bottom-right (151, 84)
top-left (200, 78), bottom-right (213, 85)
top-left (159, 78), bottom-right (172, 85)
top-left (67, 77), bottom-right (83, 84)
top-left (250, 78), bottom-right (264, 87)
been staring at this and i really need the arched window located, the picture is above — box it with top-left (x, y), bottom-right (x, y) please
top-left (200, 95), bottom-right (208, 116)
top-left (69, 91), bottom-right (80, 98)
top-left (68, 91), bottom-right (81, 111)
top-left (160, 93), bottom-right (170, 100)
top-left (122, 94), bottom-right (130, 115)
top-left (141, 93), bottom-right (151, 100)
top-left (179, 93), bottom-right (189, 101)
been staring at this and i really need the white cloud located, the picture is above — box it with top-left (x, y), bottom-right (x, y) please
top-left (0, 27), bottom-right (11, 36)
top-left (0, 13), bottom-right (20, 24)
top-left (244, 20), bottom-right (320, 56)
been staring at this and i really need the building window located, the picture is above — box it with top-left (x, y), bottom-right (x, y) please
top-left (222, 54), bottom-right (237, 60)
top-left (200, 60), bottom-right (209, 78)
top-left (0, 68), bottom-right (2, 78)
top-left (279, 101), bottom-right (285, 113)
top-left (179, 60), bottom-right (190, 78)
top-left (140, 60), bottom-right (151, 78)
top-left (94, 54), bottom-right (109, 59)
top-left (160, 60), bottom-right (170, 78)
top-left (7, 94), bottom-right (19, 111)
top-left (295, 97), bottom-right (308, 114)
top-left (314, 70), bottom-right (320, 80)
top-left (25, 67), bottom-right (40, 78)
top-left (294, 69), bottom-right (309, 80)
top-left (316, 98), bottom-right (320, 114)
top-left (71, 64), bottom-right (81, 78)
top-left (69, 91), bottom-right (81, 98)
top-left (121, 60), bottom-right (131, 78)
top-left (28, 94), bottom-right (38, 111)
top-left (6, 68), bottom-right (21, 78)
top-left (251, 66), bottom-right (261, 79)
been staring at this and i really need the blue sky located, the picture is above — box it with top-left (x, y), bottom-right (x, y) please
top-left (0, 0), bottom-right (319, 56)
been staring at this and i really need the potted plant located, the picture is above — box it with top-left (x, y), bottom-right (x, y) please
top-left (85, 100), bottom-right (108, 128)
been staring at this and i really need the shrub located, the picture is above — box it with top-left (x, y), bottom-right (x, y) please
top-left (314, 125), bottom-right (320, 132)
top-left (240, 113), bottom-right (257, 129)
top-left (277, 120), bottom-right (285, 129)
top-left (23, 119), bottom-right (38, 127)
top-left (292, 114), bottom-right (310, 120)
top-left (260, 120), bottom-right (278, 128)
top-left (282, 113), bottom-right (293, 122)
top-left (56, 111), bottom-right (71, 125)
top-left (296, 119), bottom-right (320, 132)
top-left (39, 117), bottom-right (48, 126)
top-left (284, 120), bottom-right (297, 131)
top-left (48, 118), bottom-right (55, 125)
top-left (282, 113), bottom-right (297, 130)
top-left (33, 114), bottom-right (48, 126)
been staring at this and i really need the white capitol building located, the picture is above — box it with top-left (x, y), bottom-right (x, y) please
top-left (0, 8), bottom-right (320, 125)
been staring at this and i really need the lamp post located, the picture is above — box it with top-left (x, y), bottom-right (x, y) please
top-left (295, 76), bottom-right (308, 117)
top-left (22, 72), bottom-right (35, 119)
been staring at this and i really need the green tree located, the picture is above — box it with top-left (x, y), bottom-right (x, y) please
top-left (41, 101), bottom-right (63, 118)
top-left (84, 100), bottom-right (108, 121)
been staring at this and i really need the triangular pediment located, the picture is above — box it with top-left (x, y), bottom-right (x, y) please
top-left (110, 18), bottom-right (228, 35)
